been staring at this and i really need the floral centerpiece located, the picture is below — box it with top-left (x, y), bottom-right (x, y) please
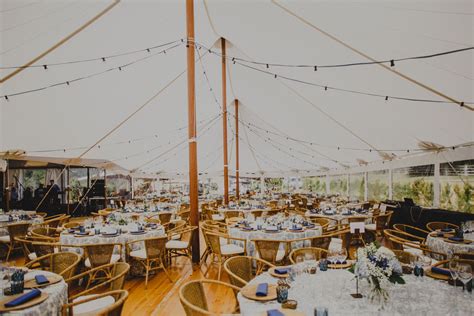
top-left (350, 243), bottom-right (405, 305)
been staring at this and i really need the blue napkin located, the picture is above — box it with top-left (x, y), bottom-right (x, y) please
top-left (5, 289), bottom-right (41, 307)
top-left (274, 268), bottom-right (290, 275)
top-left (431, 266), bottom-right (451, 276)
top-left (34, 275), bottom-right (49, 285)
top-left (267, 310), bottom-right (284, 316)
top-left (256, 283), bottom-right (268, 296)
top-left (448, 237), bottom-right (464, 242)
top-left (335, 260), bottom-right (347, 265)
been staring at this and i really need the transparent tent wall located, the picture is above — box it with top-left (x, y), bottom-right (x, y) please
top-left (329, 175), bottom-right (347, 196)
top-left (349, 173), bottom-right (365, 201)
top-left (440, 159), bottom-right (473, 213)
top-left (302, 176), bottom-right (326, 194)
top-left (393, 164), bottom-right (434, 207)
top-left (367, 170), bottom-right (389, 201)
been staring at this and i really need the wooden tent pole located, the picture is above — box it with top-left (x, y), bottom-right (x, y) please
top-left (0, 0), bottom-right (121, 84)
top-left (221, 38), bottom-right (229, 205)
top-left (186, 0), bottom-right (200, 263)
top-left (234, 99), bottom-right (240, 200)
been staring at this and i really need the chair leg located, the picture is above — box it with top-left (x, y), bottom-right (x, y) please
top-left (217, 257), bottom-right (222, 280)
top-left (5, 244), bottom-right (12, 262)
top-left (145, 265), bottom-right (149, 289)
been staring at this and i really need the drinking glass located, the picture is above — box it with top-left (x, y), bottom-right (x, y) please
top-left (449, 260), bottom-right (459, 289)
top-left (457, 264), bottom-right (472, 297)
top-left (338, 248), bottom-right (348, 263)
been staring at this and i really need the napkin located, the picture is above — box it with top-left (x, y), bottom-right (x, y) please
top-left (448, 237), bottom-right (464, 242)
top-left (75, 231), bottom-right (89, 236)
top-left (5, 289), bottom-right (41, 307)
top-left (441, 228), bottom-right (453, 232)
top-left (255, 283), bottom-right (268, 296)
top-left (267, 310), bottom-right (284, 316)
top-left (34, 275), bottom-right (49, 285)
top-left (274, 268), bottom-right (290, 275)
top-left (431, 266), bottom-right (451, 276)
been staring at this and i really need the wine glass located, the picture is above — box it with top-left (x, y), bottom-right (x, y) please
top-left (327, 249), bottom-right (337, 264)
top-left (449, 260), bottom-right (459, 291)
top-left (338, 248), bottom-right (348, 263)
top-left (457, 264), bottom-right (472, 297)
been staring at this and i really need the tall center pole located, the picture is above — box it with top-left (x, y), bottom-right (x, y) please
top-left (234, 99), bottom-right (240, 200)
top-left (186, 0), bottom-right (200, 263)
top-left (221, 38), bottom-right (229, 205)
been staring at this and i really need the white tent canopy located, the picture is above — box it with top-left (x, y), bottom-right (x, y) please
top-left (0, 0), bottom-right (473, 179)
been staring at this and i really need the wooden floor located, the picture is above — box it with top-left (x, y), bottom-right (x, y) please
top-left (121, 233), bottom-right (237, 316)
top-left (5, 232), bottom-right (237, 316)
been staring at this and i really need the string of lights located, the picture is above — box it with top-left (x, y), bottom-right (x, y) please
top-left (139, 112), bottom-right (222, 172)
top-left (193, 41), bottom-right (472, 106)
top-left (241, 120), bottom-right (328, 169)
top-left (194, 41), bottom-right (473, 70)
top-left (0, 39), bottom-right (183, 69)
top-left (26, 113), bottom-right (219, 154)
top-left (1, 42), bottom-right (182, 101)
top-left (80, 113), bottom-right (222, 169)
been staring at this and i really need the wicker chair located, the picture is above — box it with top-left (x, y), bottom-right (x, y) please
top-left (43, 215), bottom-right (70, 229)
top-left (66, 262), bottom-right (130, 301)
top-left (426, 222), bottom-right (459, 232)
top-left (0, 222), bottom-right (30, 261)
top-left (384, 229), bottom-right (446, 261)
top-left (179, 279), bottom-right (240, 315)
top-left (202, 231), bottom-right (246, 280)
top-left (25, 252), bottom-right (80, 279)
top-left (289, 247), bottom-right (328, 264)
top-left (223, 256), bottom-right (274, 293)
top-left (365, 211), bottom-right (393, 239)
top-left (62, 290), bottom-right (129, 316)
top-left (178, 210), bottom-right (191, 222)
top-left (393, 224), bottom-right (429, 239)
top-left (392, 250), bottom-right (417, 265)
top-left (126, 236), bottom-right (172, 287)
top-left (166, 226), bottom-right (197, 264)
top-left (253, 239), bottom-right (288, 266)
top-left (82, 243), bottom-right (123, 287)
top-left (159, 212), bottom-right (173, 226)
top-left (223, 211), bottom-right (242, 220)
top-left (308, 217), bottom-right (331, 231)
top-left (30, 226), bottom-right (58, 241)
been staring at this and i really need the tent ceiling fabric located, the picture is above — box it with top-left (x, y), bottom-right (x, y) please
top-left (0, 0), bottom-right (473, 178)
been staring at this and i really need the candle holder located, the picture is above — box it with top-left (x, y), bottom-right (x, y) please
top-left (350, 275), bottom-right (363, 298)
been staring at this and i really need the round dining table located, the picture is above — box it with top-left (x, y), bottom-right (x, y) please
top-left (1, 270), bottom-right (67, 316)
top-left (228, 226), bottom-right (322, 257)
top-left (59, 224), bottom-right (166, 260)
top-left (0, 212), bottom-right (44, 236)
top-left (237, 266), bottom-right (472, 315)
top-left (426, 232), bottom-right (474, 258)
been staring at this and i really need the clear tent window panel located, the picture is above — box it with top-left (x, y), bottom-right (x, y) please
top-left (393, 165), bottom-right (434, 207)
top-left (349, 173), bottom-right (365, 202)
top-left (302, 176), bottom-right (326, 194)
top-left (440, 159), bottom-right (474, 213)
top-left (368, 170), bottom-right (389, 202)
top-left (330, 175), bottom-right (347, 196)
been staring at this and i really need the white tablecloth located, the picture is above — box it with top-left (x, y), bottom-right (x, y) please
top-left (426, 233), bottom-right (474, 257)
top-left (238, 268), bottom-right (473, 315)
top-left (2, 270), bottom-right (67, 316)
top-left (60, 226), bottom-right (165, 260)
top-left (228, 227), bottom-right (322, 257)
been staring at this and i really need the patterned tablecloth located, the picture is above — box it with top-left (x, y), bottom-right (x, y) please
top-left (426, 232), bottom-right (474, 257)
top-left (0, 213), bottom-right (44, 236)
top-left (59, 226), bottom-right (166, 260)
top-left (238, 267), bottom-right (473, 315)
top-left (228, 226), bottom-right (322, 257)
top-left (2, 270), bottom-right (67, 316)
